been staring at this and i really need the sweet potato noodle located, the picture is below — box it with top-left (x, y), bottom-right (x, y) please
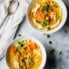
top-left (29, 0), bottom-right (62, 31)
top-left (6, 39), bottom-right (42, 69)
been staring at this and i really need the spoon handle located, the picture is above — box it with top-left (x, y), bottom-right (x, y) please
top-left (0, 15), bottom-right (8, 36)
top-left (0, 15), bottom-right (12, 37)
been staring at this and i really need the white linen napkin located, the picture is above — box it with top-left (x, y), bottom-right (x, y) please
top-left (0, 0), bottom-right (32, 59)
top-left (0, 0), bottom-right (8, 28)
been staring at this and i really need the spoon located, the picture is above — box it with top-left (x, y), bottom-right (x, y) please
top-left (0, 0), bottom-right (19, 36)
top-left (8, 0), bottom-right (19, 14)
top-left (0, 0), bottom-right (19, 60)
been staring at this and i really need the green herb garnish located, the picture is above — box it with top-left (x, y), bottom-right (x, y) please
top-left (18, 41), bottom-right (25, 47)
top-left (49, 49), bottom-right (55, 54)
top-left (29, 58), bottom-right (34, 66)
top-left (17, 44), bottom-right (22, 49)
top-left (16, 51), bottom-right (20, 55)
top-left (44, 33), bottom-right (50, 38)
top-left (21, 58), bottom-right (27, 69)
top-left (22, 58), bottom-right (27, 65)
top-left (42, 4), bottom-right (50, 12)
top-left (18, 34), bottom-right (22, 36)
top-left (47, 34), bottom-right (50, 38)
top-left (58, 51), bottom-right (62, 55)
top-left (42, 20), bottom-right (50, 27)
top-left (36, 20), bottom-right (41, 23)
top-left (49, 41), bottom-right (52, 44)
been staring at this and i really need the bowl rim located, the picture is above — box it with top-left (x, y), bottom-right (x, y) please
top-left (6, 36), bottom-right (47, 69)
top-left (26, 0), bottom-right (67, 34)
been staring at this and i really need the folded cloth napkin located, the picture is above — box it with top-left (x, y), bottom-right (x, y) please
top-left (0, 0), bottom-right (32, 59)
top-left (0, 0), bottom-right (8, 28)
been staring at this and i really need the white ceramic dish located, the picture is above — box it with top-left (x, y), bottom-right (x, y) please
top-left (27, 0), bottom-right (67, 34)
top-left (6, 36), bottom-right (46, 69)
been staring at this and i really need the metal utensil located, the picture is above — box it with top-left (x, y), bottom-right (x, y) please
top-left (0, 0), bottom-right (19, 37)
top-left (0, 0), bottom-right (19, 60)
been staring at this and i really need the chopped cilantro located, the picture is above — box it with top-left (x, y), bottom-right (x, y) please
top-left (49, 41), bottom-right (52, 44)
top-left (42, 20), bottom-right (50, 27)
top-left (49, 49), bottom-right (55, 54)
top-left (58, 51), bottom-right (62, 55)
top-left (42, 4), bottom-right (50, 12)
top-left (29, 58), bottom-right (34, 66)
top-left (18, 34), bottom-right (22, 36)
top-left (36, 20), bottom-right (41, 23)
top-left (44, 33), bottom-right (50, 38)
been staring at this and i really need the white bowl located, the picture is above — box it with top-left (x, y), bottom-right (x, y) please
top-left (27, 0), bottom-right (67, 34)
top-left (6, 36), bottom-right (46, 69)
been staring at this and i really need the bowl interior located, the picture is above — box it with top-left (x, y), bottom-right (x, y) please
top-left (27, 0), bottom-right (67, 34)
top-left (6, 36), bottom-right (46, 69)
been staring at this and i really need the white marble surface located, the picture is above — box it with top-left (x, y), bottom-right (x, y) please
top-left (0, 0), bottom-right (69, 69)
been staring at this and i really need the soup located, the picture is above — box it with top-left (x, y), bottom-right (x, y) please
top-left (29, 0), bottom-right (62, 31)
top-left (6, 39), bottom-right (42, 69)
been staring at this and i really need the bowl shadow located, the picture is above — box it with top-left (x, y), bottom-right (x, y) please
top-left (44, 46), bottom-right (57, 69)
